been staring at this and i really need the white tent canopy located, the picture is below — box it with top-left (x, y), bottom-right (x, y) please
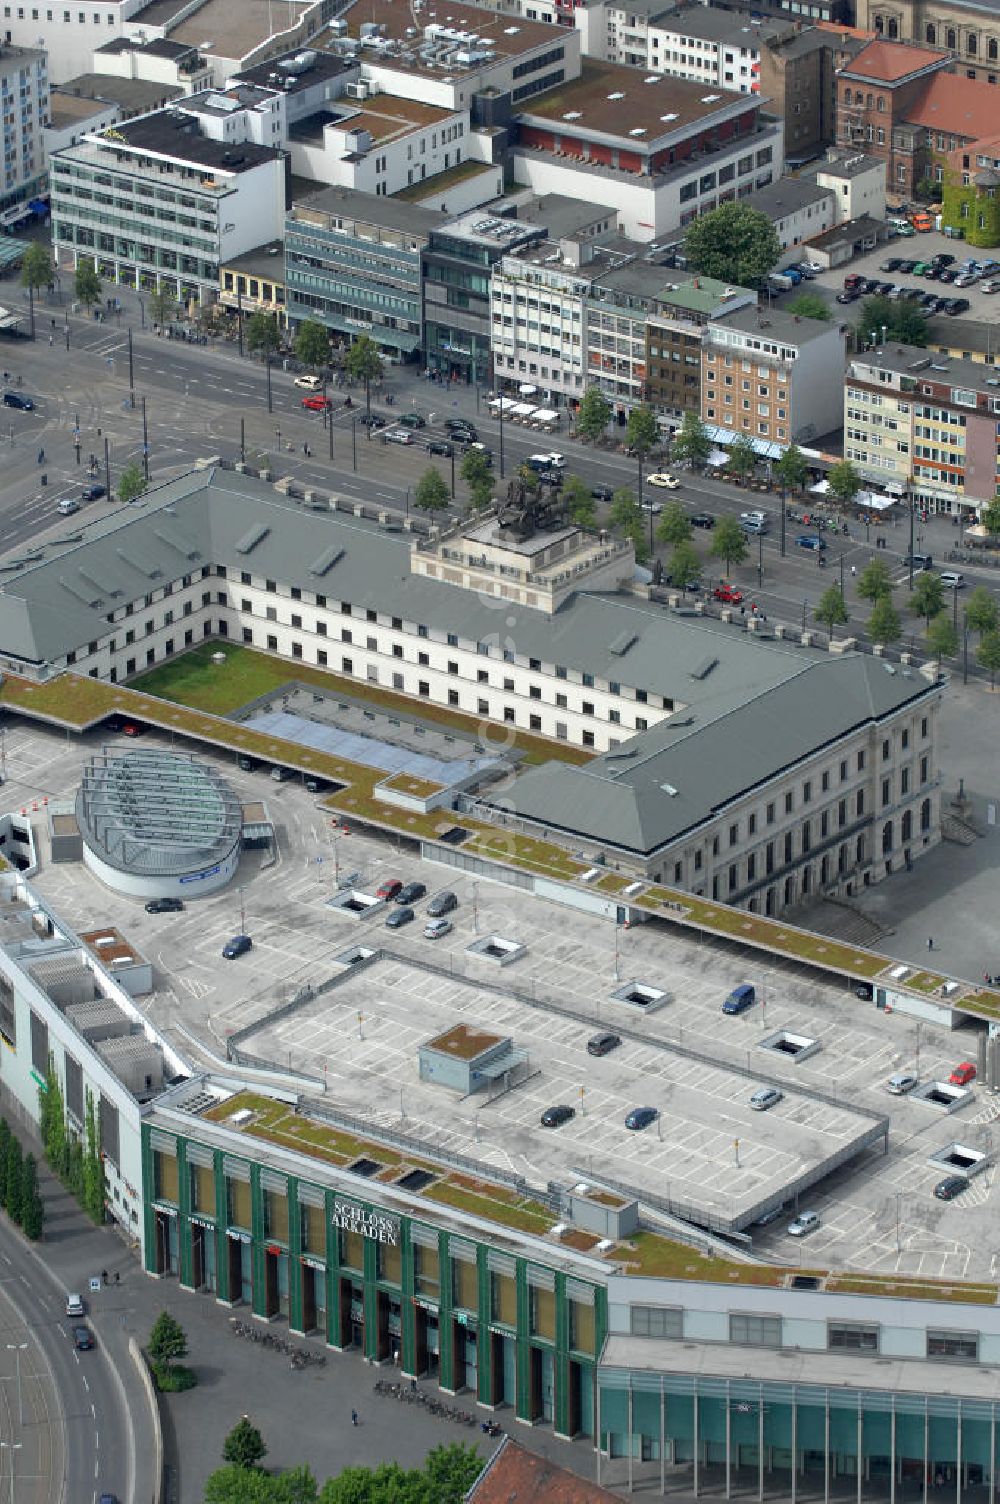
top-left (530, 409), bottom-right (560, 423)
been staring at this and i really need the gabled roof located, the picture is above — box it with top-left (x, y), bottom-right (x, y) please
top-left (465, 1437), bottom-right (620, 1503)
top-left (840, 39), bottom-right (948, 82)
top-left (905, 73), bottom-right (1000, 142)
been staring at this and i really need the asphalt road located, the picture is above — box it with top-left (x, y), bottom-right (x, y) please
top-left (0, 285), bottom-right (996, 655)
top-left (0, 1200), bottom-right (130, 1504)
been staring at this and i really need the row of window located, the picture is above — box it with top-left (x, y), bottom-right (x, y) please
top-left (631, 1305), bottom-right (980, 1363)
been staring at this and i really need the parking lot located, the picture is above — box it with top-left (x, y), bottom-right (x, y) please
top-left (6, 717), bottom-right (998, 1276)
top-left (777, 228), bottom-right (1000, 330)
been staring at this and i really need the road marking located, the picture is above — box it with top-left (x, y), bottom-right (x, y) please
top-left (90, 1402), bottom-right (95, 1417)
top-left (82, 1374), bottom-right (89, 1391)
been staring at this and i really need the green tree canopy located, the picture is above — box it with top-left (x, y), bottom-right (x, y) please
top-left (656, 501), bottom-right (691, 549)
top-left (344, 334), bottom-right (383, 387)
top-left (869, 594), bottom-right (902, 645)
top-left (294, 320), bottom-right (330, 370)
top-left (624, 517), bottom-right (650, 564)
top-left (625, 404), bottom-right (658, 457)
top-left (670, 411), bottom-right (712, 471)
top-left (926, 609), bottom-right (957, 666)
top-left (966, 585), bottom-right (999, 641)
top-left (668, 539), bottom-right (702, 589)
top-left (4, 1135), bottom-right (22, 1224)
top-left (117, 462), bottom-right (147, 506)
top-left (814, 583), bottom-right (849, 639)
top-left (857, 295), bottom-right (928, 348)
top-left (21, 1159), bottom-right (42, 1242)
top-left (609, 487), bottom-right (640, 532)
top-left (575, 386), bottom-right (612, 442)
top-left (787, 292), bottom-right (831, 322)
top-left (774, 443), bottom-right (809, 494)
top-left (460, 448), bottom-right (494, 513)
top-left (20, 243), bottom-right (53, 293)
top-left (205, 1466), bottom-right (281, 1504)
top-left (74, 260), bottom-right (102, 309)
top-left (976, 628), bottom-right (1000, 688)
top-left (710, 515), bottom-right (749, 576)
top-left (245, 312), bottom-right (281, 360)
top-left (857, 557), bottom-right (894, 602)
top-left (725, 433), bottom-right (758, 482)
top-left (561, 475), bottom-right (596, 528)
top-left (684, 203), bottom-right (780, 287)
top-left (223, 1417), bottom-right (268, 1470)
top-left (149, 1311), bottom-right (188, 1369)
top-left (982, 497), bottom-right (1000, 542)
top-left (414, 466), bottom-right (450, 514)
top-left (149, 287), bottom-right (177, 328)
top-left (826, 459), bottom-right (862, 507)
top-left (911, 571), bottom-right (945, 626)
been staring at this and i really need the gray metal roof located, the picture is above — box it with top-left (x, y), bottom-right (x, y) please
top-left (749, 175), bottom-right (833, 222)
top-left (0, 470), bottom-right (934, 857)
top-left (502, 652), bottom-right (936, 856)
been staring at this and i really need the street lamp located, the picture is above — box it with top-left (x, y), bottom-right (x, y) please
top-left (6, 1342), bottom-right (26, 1425)
top-left (963, 606), bottom-right (970, 685)
top-left (0, 1439), bottom-right (22, 1504)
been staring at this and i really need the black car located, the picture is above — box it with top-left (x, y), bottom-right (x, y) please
top-left (74, 1325), bottom-right (93, 1350)
top-left (691, 512), bottom-right (715, 529)
top-left (924, 265), bottom-right (943, 281)
top-left (358, 413), bottom-right (387, 429)
top-left (427, 890), bottom-right (458, 917)
top-left (80, 483), bottom-right (106, 501)
top-left (934, 1175), bottom-right (968, 1201)
top-left (445, 418), bottom-right (477, 438)
top-left (237, 754), bottom-right (259, 772)
top-left (222, 934), bottom-right (253, 960)
top-left (854, 981), bottom-right (875, 1000)
top-left (304, 776), bottom-right (328, 793)
top-left (937, 268), bottom-right (957, 283)
top-left (625, 1106), bottom-right (658, 1131)
top-left (932, 252), bottom-right (956, 266)
top-left (591, 484), bottom-right (614, 502)
top-left (145, 897), bottom-right (184, 914)
top-left (928, 297), bottom-right (949, 314)
top-left (426, 439), bottom-right (453, 457)
top-left (540, 1104), bottom-right (575, 1128)
top-left (539, 469), bottom-right (563, 488)
top-left (904, 551), bottom-right (933, 569)
top-left (385, 906), bottom-right (415, 929)
top-left (946, 297), bottom-right (971, 315)
top-left (836, 290), bottom-right (859, 304)
top-left (861, 278), bottom-right (880, 294)
top-left (396, 881), bottom-right (427, 905)
top-left (2, 392), bottom-right (33, 410)
top-left (587, 1032), bottom-right (621, 1057)
top-left (876, 280), bottom-right (894, 295)
top-left (880, 257), bottom-right (903, 272)
top-left (397, 413), bottom-right (426, 430)
top-left (897, 259), bottom-right (917, 274)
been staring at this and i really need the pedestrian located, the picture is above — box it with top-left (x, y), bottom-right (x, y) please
top-left (927, 936), bottom-right (934, 951)
top-left (48, 333), bottom-right (53, 346)
top-left (36, 448), bottom-right (44, 465)
top-left (101, 1268), bottom-right (108, 1285)
top-left (851, 564), bottom-right (856, 576)
top-left (351, 1409), bottom-right (358, 1427)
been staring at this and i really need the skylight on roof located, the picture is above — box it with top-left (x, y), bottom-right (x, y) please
top-left (644, 74), bottom-right (660, 83)
top-left (661, 112), bottom-right (678, 121)
top-left (562, 110), bottom-right (582, 119)
top-left (607, 90), bottom-right (625, 100)
top-left (629, 127), bottom-right (646, 136)
top-left (701, 93), bottom-right (721, 102)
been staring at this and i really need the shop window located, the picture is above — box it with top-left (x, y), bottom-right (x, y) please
top-left (927, 1329), bottom-right (978, 1361)
top-left (530, 1283), bottom-right (555, 1341)
top-left (829, 1321), bottom-right (879, 1351)
top-left (414, 1242), bottom-right (439, 1300)
top-left (264, 1188), bottom-right (288, 1244)
top-left (300, 1201), bottom-right (325, 1258)
top-left (570, 1299), bottom-right (596, 1354)
top-left (452, 1255), bottom-right (477, 1312)
top-left (227, 1175), bottom-right (251, 1230)
top-left (377, 1240), bottom-right (401, 1285)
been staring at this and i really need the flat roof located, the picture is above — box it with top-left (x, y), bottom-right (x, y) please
top-left (807, 213), bottom-right (884, 250)
top-left (289, 183), bottom-right (446, 236)
top-left (516, 60), bottom-right (755, 146)
top-left (849, 344), bottom-right (1000, 393)
top-left (79, 926), bottom-right (145, 967)
top-left (326, 94), bottom-right (455, 142)
top-left (807, 148), bottom-right (884, 180)
top-left (651, 9), bottom-right (790, 44)
top-left (434, 207), bottom-right (541, 251)
top-left (233, 47), bottom-right (354, 92)
top-left (710, 302), bottom-right (839, 345)
top-left (208, 950), bottom-right (881, 1231)
top-left (85, 111), bottom-right (284, 172)
top-left (340, 0), bottom-right (565, 63)
top-left (749, 175), bottom-right (833, 220)
top-left (48, 91), bottom-right (117, 129)
top-left (220, 241), bottom-right (285, 280)
top-left (54, 74), bottom-right (184, 113)
top-left (170, 0), bottom-right (313, 61)
top-left (184, 84), bottom-right (274, 117)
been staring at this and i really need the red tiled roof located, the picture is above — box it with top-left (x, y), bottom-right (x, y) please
top-left (466, 1439), bottom-right (621, 1503)
top-left (905, 72), bottom-right (1000, 141)
top-left (843, 38), bottom-right (949, 81)
top-left (816, 19), bottom-right (877, 40)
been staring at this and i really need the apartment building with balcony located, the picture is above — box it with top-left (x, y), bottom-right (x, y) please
top-left (0, 43), bottom-right (47, 214)
top-left (50, 107), bottom-right (287, 305)
top-left (702, 304), bottom-right (845, 446)
top-left (844, 345), bottom-right (1000, 516)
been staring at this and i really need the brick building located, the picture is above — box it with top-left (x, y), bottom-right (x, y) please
top-left (836, 39), bottom-right (950, 198)
top-left (854, 0), bottom-right (1000, 85)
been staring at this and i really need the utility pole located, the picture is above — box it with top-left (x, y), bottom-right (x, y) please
top-left (6, 1342), bottom-right (26, 1425)
top-left (328, 406), bottom-right (333, 462)
top-left (963, 607), bottom-right (969, 685)
top-left (908, 478), bottom-right (915, 592)
top-left (28, 284), bottom-right (34, 341)
top-left (0, 1440), bottom-right (22, 1504)
top-left (142, 397), bottom-right (149, 481)
top-left (240, 416), bottom-right (245, 466)
top-left (128, 326), bottom-right (134, 406)
top-left (104, 435), bottom-right (111, 500)
top-left (499, 393), bottom-right (505, 480)
top-left (779, 486), bottom-right (786, 558)
top-left (352, 417), bottom-right (357, 473)
top-left (266, 353), bottom-right (273, 414)
top-left (451, 444), bottom-right (456, 500)
top-left (237, 285), bottom-right (244, 358)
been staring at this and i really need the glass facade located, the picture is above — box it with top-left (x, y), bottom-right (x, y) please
top-left (597, 1371), bottom-right (999, 1498)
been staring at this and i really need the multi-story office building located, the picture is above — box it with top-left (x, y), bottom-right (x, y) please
top-left (604, 4), bottom-right (789, 93)
top-left (50, 107), bottom-right (288, 305)
top-left (284, 186), bottom-right (444, 360)
top-left (701, 303), bottom-right (846, 446)
top-left (0, 44), bottom-right (47, 216)
top-left (844, 345), bottom-right (1000, 517)
top-left (510, 59), bottom-right (784, 242)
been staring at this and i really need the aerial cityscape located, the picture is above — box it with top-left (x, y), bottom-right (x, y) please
top-left (0, 0), bottom-right (996, 1495)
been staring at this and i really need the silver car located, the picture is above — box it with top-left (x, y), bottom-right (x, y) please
top-left (886, 1072), bottom-right (918, 1095)
top-left (749, 1087), bottom-right (783, 1111)
top-left (787, 1210), bottom-right (820, 1237)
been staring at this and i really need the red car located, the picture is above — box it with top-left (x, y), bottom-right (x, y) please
top-left (949, 1062), bottom-right (977, 1087)
top-left (301, 394), bottom-right (332, 412)
top-left (713, 583), bottom-right (744, 605)
top-left (376, 878), bottom-right (403, 900)
top-left (122, 721), bottom-right (143, 737)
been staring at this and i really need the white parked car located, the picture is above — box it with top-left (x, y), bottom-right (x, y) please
top-left (294, 374), bottom-right (323, 390)
top-left (65, 1293), bottom-right (85, 1317)
top-left (647, 472), bottom-right (680, 489)
top-left (939, 571), bottom-right (965, 589)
